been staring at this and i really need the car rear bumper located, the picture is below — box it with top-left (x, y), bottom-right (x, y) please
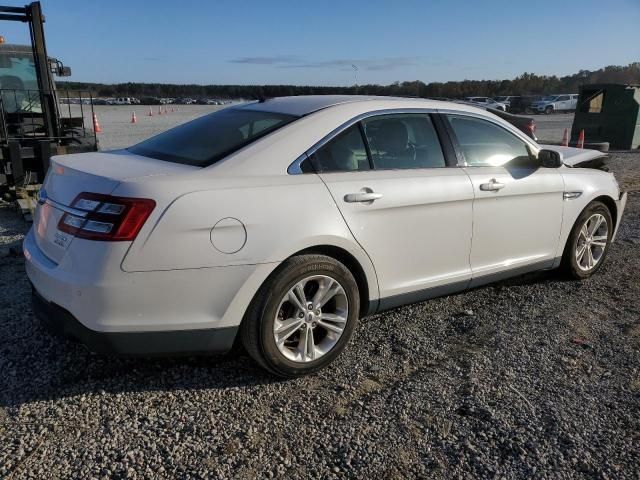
top-left (31, 287), bottom-right (238, 355)
top-left (23, 228), bottom-right (267, 354)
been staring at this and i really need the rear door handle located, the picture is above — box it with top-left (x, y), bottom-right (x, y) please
top-left (344, 192), bottom-right (383, 203)
top-left (479, 179), bottom-right (505, 192)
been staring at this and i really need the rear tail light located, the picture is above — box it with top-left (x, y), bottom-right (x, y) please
top-left (526, 119), bottom-right (536, 134)
top-left (58, 192), bottom-right (155, 241)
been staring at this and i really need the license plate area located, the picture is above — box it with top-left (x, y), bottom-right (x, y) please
top-left (34, 202), bottom-right (73, 262)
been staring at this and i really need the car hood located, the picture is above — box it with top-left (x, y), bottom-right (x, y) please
top-left (538, 144), bottom-right (608, 168)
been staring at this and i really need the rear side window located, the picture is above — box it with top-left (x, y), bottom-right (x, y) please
top-left (309, 124), bottom-right (370, 173)
top-left (128, 108), bottom-right (297, 167)
top-left (446, 114), bottom-right (530, 167)
top-left (363, 114), bottom-right (446, 169)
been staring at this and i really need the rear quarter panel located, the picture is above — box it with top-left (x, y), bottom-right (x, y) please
top-left (114, 173), bottom-right (379, 299)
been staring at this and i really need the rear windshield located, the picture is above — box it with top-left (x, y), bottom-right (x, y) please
top-left (128, 108), bottom-right (297, 167)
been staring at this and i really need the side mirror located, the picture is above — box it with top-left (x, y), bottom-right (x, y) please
top-left (538, 149), bottom-right (562, 168)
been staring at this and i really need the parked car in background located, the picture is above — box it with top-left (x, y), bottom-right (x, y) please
top-left (138, 96), bottom-right (162, 105)
top-left (529, 94), bottom-right (578, 114)
top-left (494, 96), bottom-right (519, 111)
top-left (505, 95), bottom-right (542, 114)
top-left (465, 96), bottom-right (507, 111)
top-left (26, 96), bottom-right (626, 377)
top-left (486, 107), bottom-right (537, 140)
top-left (112, 97), bottom-right (136, 105)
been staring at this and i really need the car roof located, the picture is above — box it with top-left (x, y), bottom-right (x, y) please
top-left (236, 95), bottom-right (437, 117)
top-left (231, 94), bottom-right (518, 122)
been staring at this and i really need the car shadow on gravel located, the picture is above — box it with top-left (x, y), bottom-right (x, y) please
top-left (0, 267), bottom-right (568, 410)
top-left (0, 326), bottom-right (284, 410)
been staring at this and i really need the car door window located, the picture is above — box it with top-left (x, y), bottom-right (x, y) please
top-left (308, 124), bottom-right (370, 173)
top-left (362, 114), bottom-right (446, 169)
top-left (445, 114), bottom-right (531, 167)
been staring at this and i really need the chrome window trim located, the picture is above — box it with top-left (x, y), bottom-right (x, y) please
top-left (287, 108), bottom-right (438, 175)
top-left (287, 107), bottom-right (540, 174)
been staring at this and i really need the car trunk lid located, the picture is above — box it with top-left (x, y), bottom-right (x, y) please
top-left (34, 150), bottom-right (199, 264)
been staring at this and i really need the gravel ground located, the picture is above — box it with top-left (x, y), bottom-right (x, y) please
top-left (0, 151), bottom-right (638, 478)
top-left (68, 104), bottom-right (228, 151)
top-left (534, 113), bottom-right (573, 144)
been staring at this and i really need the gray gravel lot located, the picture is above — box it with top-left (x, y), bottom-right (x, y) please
top-left (533, 113), bottom-right (573, 144)
top-left (0, 150), bottom-right (638, 478)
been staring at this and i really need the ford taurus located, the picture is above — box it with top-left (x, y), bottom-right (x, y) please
top-left (25, 96), bottom-right (627, 377)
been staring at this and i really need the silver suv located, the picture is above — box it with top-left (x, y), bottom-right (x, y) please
top-left (530, 94), bottom-right (578, 114)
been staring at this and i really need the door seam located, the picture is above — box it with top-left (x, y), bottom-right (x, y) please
top-left (313, 172), bottom-right (382, 307)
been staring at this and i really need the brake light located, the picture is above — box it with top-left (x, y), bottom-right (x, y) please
top-left (526, 119), bottom-right (536, 134)
top-left (57, 192), bottom-right (155, 241)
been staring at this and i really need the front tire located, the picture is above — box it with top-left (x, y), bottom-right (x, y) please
top-left (561, 201), bottom-right (613, 279)
top-left (241, 254), bottom-right (360, 377)
top-left (545, 106), bottom-right (554, 114)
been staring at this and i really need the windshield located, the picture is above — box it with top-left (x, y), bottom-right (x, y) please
top-left (128, 108), bottom-right (298, 167)
top-left (0, 45), bottom-right (42, 114)
top-left (494, 96), bottom-right (507, 101)
top-left (541, 96), bottom-right (557, 102)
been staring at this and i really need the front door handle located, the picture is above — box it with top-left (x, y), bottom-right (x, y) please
top-left (479, 179), bottom-right (505, 192)
top-left (344, 191), bottom-right (383, 203)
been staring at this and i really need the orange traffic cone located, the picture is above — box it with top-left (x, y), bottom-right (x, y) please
top-left (148, 106), bottom-right (153, 116)
top-left (561, 128), bottom-right (568, 146)
top-left (131, 111), bottom-right (137, 124)
top-left (92, 112), bottom-right (101, 133)
top-left (577, 129), bottom-right (585, 149)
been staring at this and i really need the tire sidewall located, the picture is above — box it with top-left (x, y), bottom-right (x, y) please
top-left (565, 202), bottom-right (613, 279)
top-left (256, 257), bottom-right (360, 377)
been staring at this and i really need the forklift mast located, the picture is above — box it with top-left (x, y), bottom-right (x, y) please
top-left (0, 2), bottom-right (58, 139)
top-left (0, 2), bottom-right (96, 192)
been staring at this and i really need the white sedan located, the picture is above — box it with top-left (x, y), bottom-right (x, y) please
top-left (464, 96), bottom-right (508, 111)
top-left (25, 96), bottom-right (627, 377)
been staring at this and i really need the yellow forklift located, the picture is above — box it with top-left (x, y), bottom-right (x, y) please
top-left (0, 1), bottom-right (97, 204)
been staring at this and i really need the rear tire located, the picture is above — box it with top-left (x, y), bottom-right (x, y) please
top-left (241, 254), bottom-right (360, 377)
top-left (561, 201), bottom-right (613, 279)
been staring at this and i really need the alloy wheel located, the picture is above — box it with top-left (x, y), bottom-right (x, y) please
top-left (575, 213), bottom-right (608, 271)
top-left (272, 275), bottom-right (348, 363)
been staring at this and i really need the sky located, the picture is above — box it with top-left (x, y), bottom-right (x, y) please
top-left (1, 0), bottom-right (638, 86)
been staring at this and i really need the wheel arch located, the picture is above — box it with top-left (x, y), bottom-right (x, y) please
top-left (556, 194), bottom-right (618, 265)
top-left (593, 195), bottom-right (617, 230)
top-left (293, 245), bottom-right (374, 317)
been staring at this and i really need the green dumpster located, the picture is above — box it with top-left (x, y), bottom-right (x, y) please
top-left (571, 83), bottom-right (640, 150)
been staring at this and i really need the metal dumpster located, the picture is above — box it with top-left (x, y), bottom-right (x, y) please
top-left (571, 83), bottom-right (640, 150)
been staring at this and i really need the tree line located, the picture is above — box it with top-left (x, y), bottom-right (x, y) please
top-left (58, 63), bottom-right (640, 99)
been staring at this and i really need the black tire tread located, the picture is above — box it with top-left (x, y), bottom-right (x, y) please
top-left (560, 200), bottom-right (613, 279)
top-left (240, 254), bottom-right (359, 377)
